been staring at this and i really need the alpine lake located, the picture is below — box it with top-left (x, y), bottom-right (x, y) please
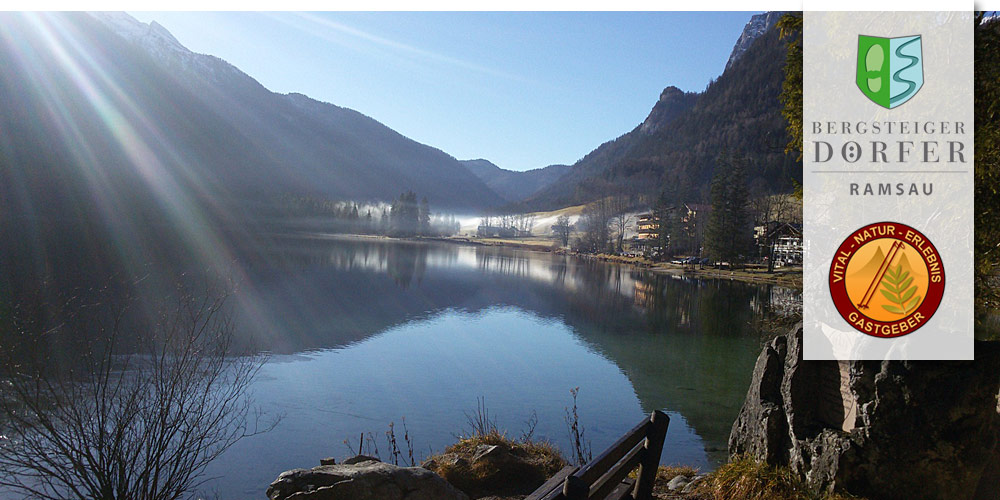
top-left (200, 235), bottom-right (800, 499)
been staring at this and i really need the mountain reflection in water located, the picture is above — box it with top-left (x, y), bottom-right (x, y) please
top-left (197, 235), bottom-right (799, 499)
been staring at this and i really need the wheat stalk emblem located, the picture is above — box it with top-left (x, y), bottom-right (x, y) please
top-left (879, 263), bottom-right (921, 315)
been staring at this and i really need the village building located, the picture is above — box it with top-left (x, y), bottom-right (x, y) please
top-left (754, 221), bottom-right (803, 267)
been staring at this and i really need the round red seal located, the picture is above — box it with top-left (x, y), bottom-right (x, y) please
top-left (829, 221), bottom-right (944, 338)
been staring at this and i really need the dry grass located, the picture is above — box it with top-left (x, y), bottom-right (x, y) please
top-left (473, 237), bottom-right (559, 250)
top-left (656, 465), bottom-right (700, 483)
top-left (696, 457), bottom-right (810, 500)
top-left (527, 204), bottom-right (587, 220)
top-left (655, 264), bottom-right (803, 288)
top-left (425, 431), bottom-right (567, 499)
top-left (445, 430), bottom-right (564, 462)
top-left (588, 253), bottom-right (654, 266)
top-left (689, 457), bottom-right (866, 500)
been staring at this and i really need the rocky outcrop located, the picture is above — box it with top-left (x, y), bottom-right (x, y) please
top-left (725, 11), bottom-right (788, 71)
top-left (638, 86), bottom-right (698, 135)
top-left (267, 457), bottom-right (469, 500)
top-left (730, 323), bottom-right (1000, 499)
top-left (728, 334), bottom-right (790, 466)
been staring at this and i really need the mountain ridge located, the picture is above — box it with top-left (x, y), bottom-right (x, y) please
top-left (0, 11), bottom-right (509, 287)
top-left (725, 11), bottom-right (787, 71)
top-left (518, 11), bottom-right (799, 211)
top-left (82, 11), bottom-right (506, 211)
top-left (460, 159), bottom-right (571, 203)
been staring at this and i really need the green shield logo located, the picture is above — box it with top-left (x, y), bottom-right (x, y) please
top-left (856, 35), bottom-right (923, 109)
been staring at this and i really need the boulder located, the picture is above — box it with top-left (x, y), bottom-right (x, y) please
top-left (727, 334), bottom-right (789, 466)
top-left (343, 455), bottom-right (380, 465)
top-left (729, 322), bottom-right (1000, 499)
top-left (267, 458), bottom-right (469, 500)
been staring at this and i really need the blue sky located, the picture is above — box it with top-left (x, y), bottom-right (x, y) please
top-left (129, 11), bottom-right (759, 172)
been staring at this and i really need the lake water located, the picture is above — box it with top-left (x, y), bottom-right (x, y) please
top-left (197, 236), bottom-right (799, 499)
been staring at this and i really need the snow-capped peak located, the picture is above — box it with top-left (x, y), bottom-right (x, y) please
top-left (87, 12), bottom-right (189, 56)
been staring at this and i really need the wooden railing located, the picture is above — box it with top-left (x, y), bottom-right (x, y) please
top-left (526, 410), bottom-right (669, 500)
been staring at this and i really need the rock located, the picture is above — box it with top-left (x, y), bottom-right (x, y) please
top-left (728, 334), bottom-right (789, 465)
top-left (725, 11), bottom-right (787, 71)
top-left (729, 322), bottom-right (1000, 499)
top-left (471, 444), bottom-right (505, 462)
top-left (319, 457), bottom-right (336, 466)
top-left (266, 460), bottom-right (469, 500)
top-left (423, 454), bottom-right (468, 471)
top-left (680, 475), bottom-right (706, 495)
top-left (666, 474), bottom-right (689, 491)
top-left (343, 454), bottom-right (379, 465)
top-left (638, 86), bottom-right (697, 135)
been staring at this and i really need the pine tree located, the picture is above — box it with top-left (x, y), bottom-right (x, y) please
top-left (777, 13), bottom-right (803, 159)
top-left (390, 191), bottom-right (419, 236)
top-left (704, 155), bottom-right (753, 268)
top-left (976, 14), bottom-right (1000, 317)
top-left (419, 197), bottom-right (431, 236)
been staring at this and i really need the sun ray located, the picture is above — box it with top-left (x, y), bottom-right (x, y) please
top-left (269, 12), bottom-right (535, 85)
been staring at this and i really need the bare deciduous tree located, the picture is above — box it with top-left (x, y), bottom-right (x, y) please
top-left (0, 286), bottom-right (278, 500)
top-left (609, 195), bottom-right (633, 253)
top-left (575, 198), bottom-right (612, 254)
top-left (514, 214), bottom-right (536, 236)
top-left (478, 211), bottom-right (536, 238)
top-left (551, 215), bottom-right (572, 247)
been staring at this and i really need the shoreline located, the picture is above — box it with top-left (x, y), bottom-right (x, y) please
top-left (436, 235), bottom-right (803, 289)
top-left (276, 231), bottom-right (803, 289)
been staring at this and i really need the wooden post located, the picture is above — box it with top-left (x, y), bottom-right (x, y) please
top-left (633, 410), bottom-right (669, 500)
top-left (563, 475), bottom-right (589, 500)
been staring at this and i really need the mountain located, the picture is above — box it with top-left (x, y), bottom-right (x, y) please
top-left (850, 247), bottom-right (888, 281)
top-left (521, 11), bottom-right (799, 211)
top-left (725, 11), bottom-right (787, 71)
top-left (460, 159), bottom-right (571, 203)
top-left (848, 245), bottom-right (921, 281)
top-left (0, 11), bottom-right (511, 289)
top-left (460, 86), bottom-right (700, 206)
top-left (639, 86), bottom-right (701, 135)
top-left (518, 86), bottom-right (697, 208)
top-left (2, 12), bottom-right (504, 213)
